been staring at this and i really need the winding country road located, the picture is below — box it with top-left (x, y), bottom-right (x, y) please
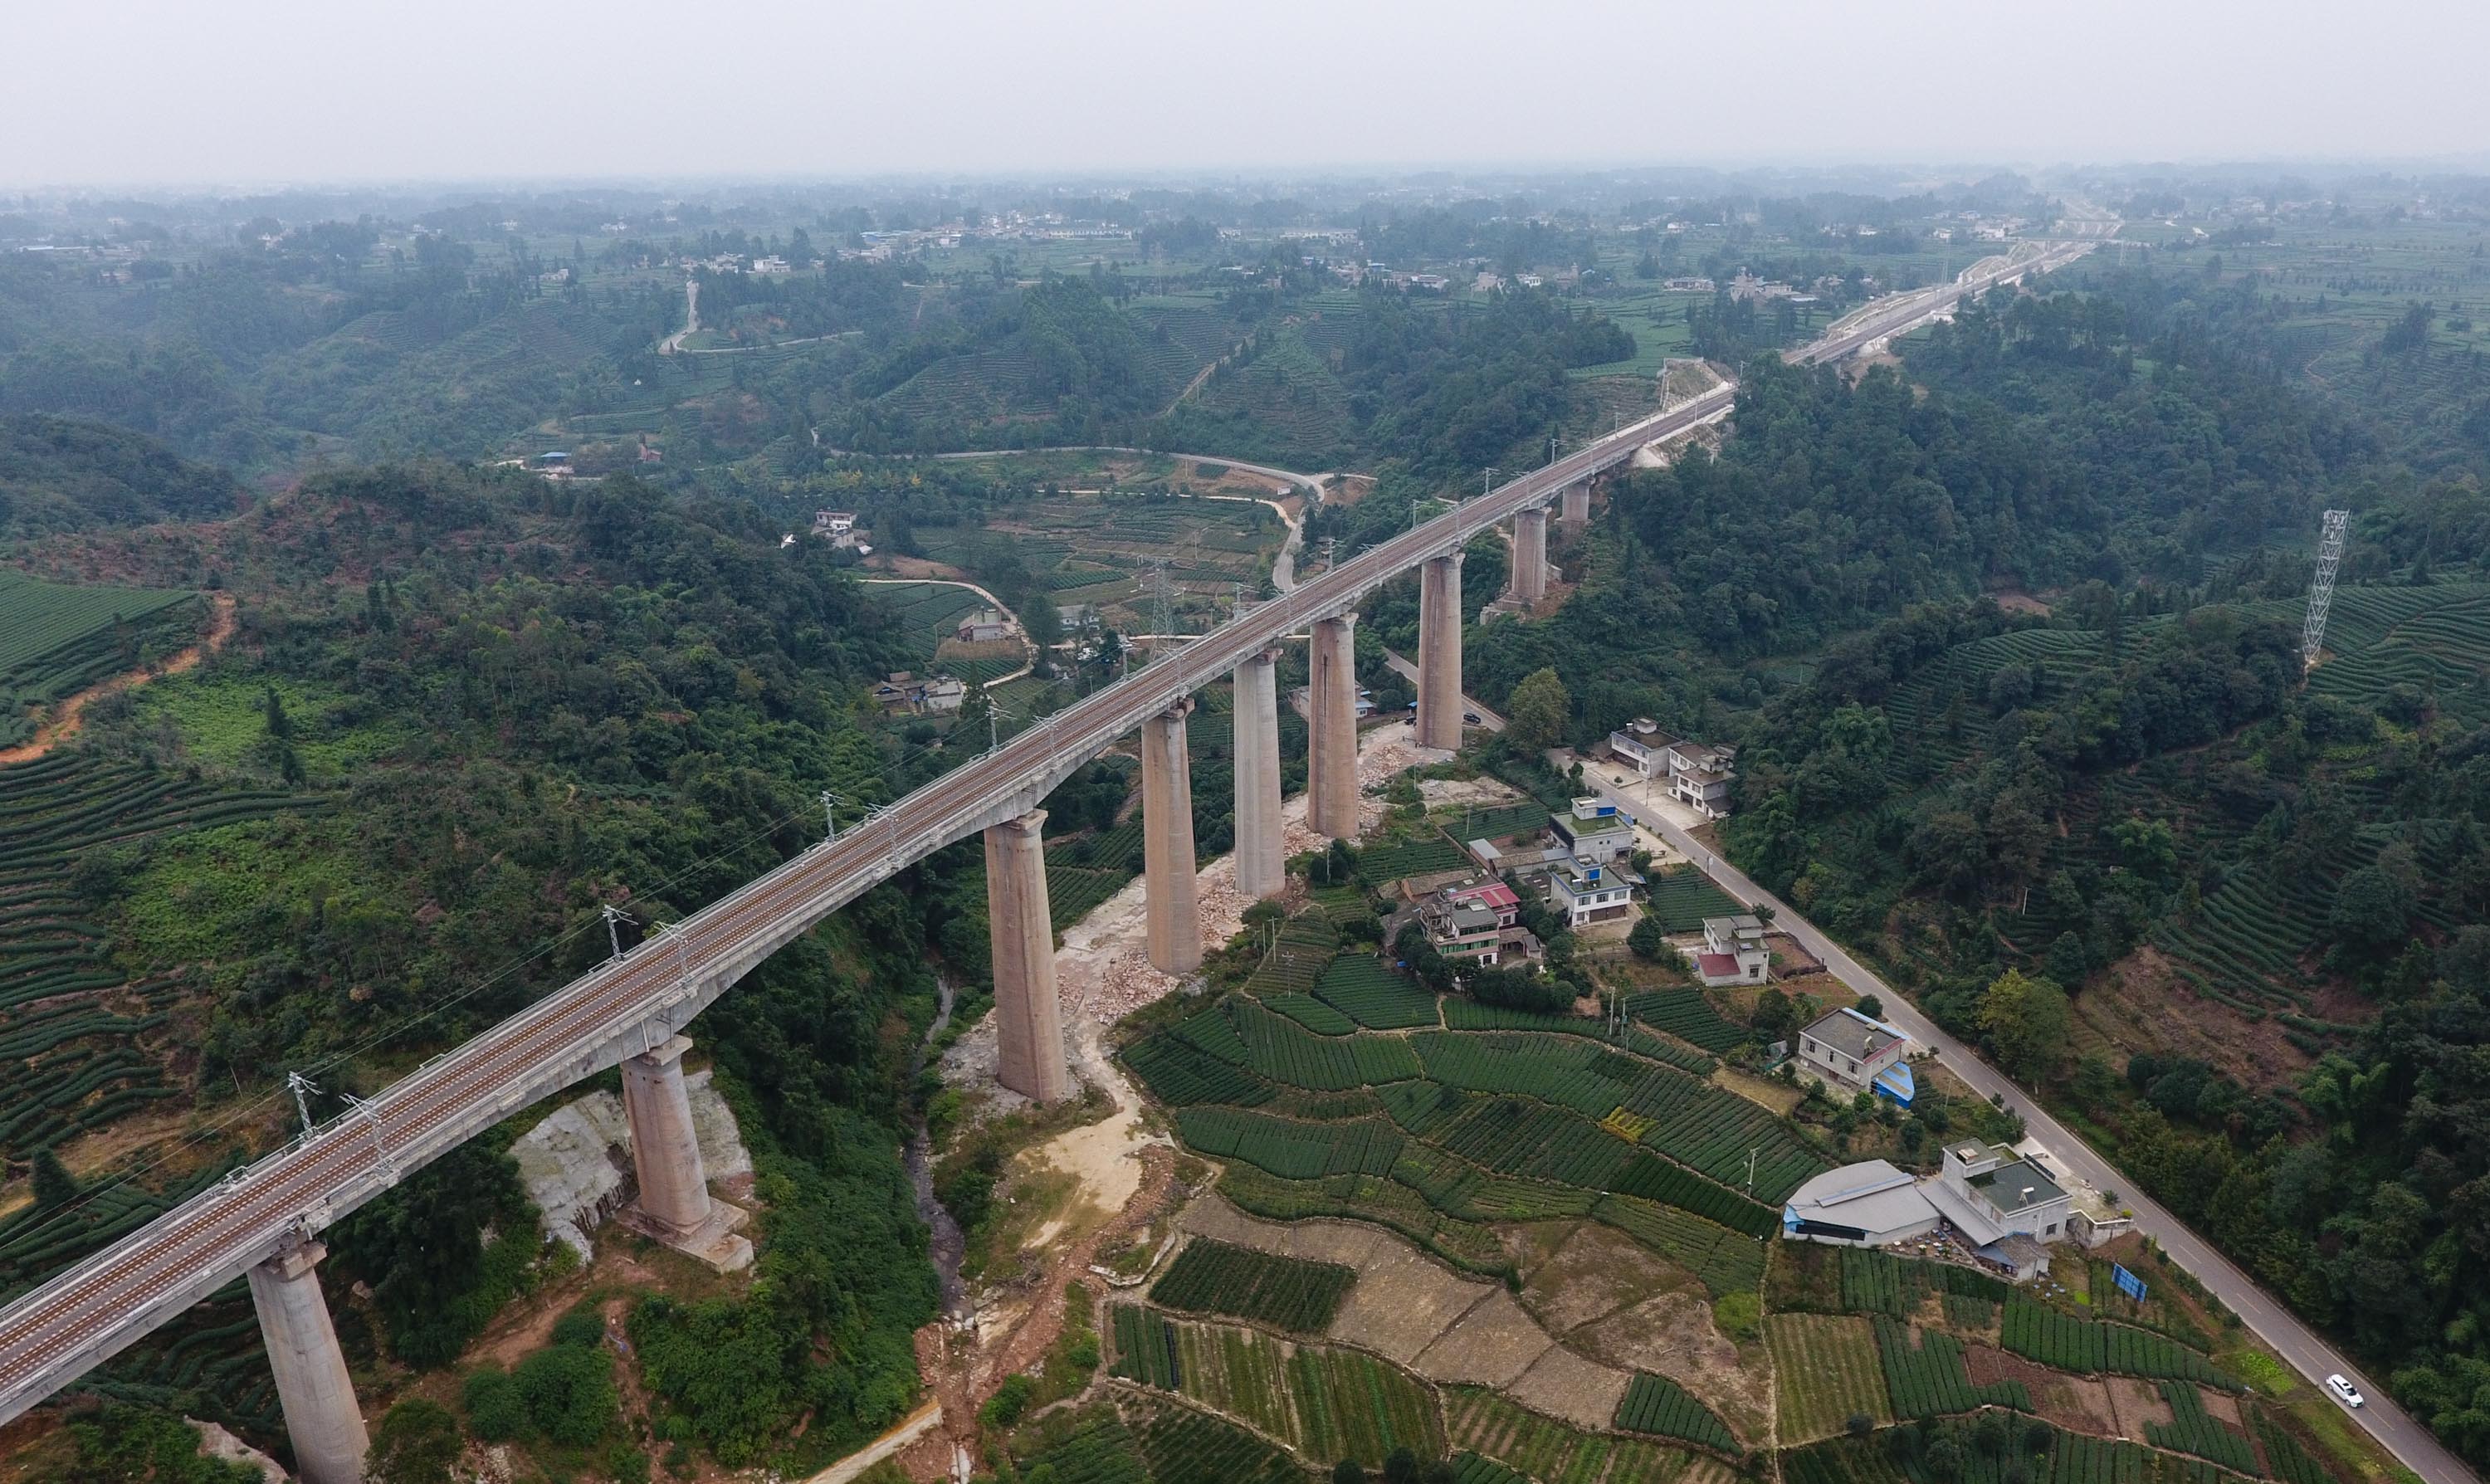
top-left (1572, 765), bottom-right (2476, 1484)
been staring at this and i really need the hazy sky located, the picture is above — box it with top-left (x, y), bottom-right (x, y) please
top-left (11, 0), bottom-right (2488, 188)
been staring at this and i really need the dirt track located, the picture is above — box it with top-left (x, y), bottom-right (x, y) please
top-left (0, 593), bottom-right (236, 767)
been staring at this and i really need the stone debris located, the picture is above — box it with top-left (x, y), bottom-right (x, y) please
top-left (510, 1069), bottom-right (753, 1263)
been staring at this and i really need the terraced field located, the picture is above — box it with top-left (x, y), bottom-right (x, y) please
top-left (1879, 627), bottom-right (2108, 781)
top-left (1769, 1314), bottom-right (1892, 1443)
top-left (0, 572), bottom-right (199, 747)
top-left (1111, 1309), bottom-right (1443, 1468)
top-left (911, 492), bottom-right (1286, 632)
top-left (1640, 870), bottom-right (1745, 934)
top-left (1125, 925), bottom-right (1817, 1284)
top-left (1448, 1388), bottom-right (1711, 1482)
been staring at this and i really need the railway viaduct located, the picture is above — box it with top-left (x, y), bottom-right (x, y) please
top-left (0, 239), bottom-right (2090, 1482)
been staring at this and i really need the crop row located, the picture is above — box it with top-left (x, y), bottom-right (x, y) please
top-left (1242, 916), bottom-right (1340, 996)
top-left (1872, 1318), bottom-right (2029, 1419)
top-left (1148, 1237), bottom-right (1355, 1333)
top-left (1228, 998), bottom-right (1423, 1090)
top-left (1590, 1194), bottom-right (1763, 1297)
top-left (1127, 1396), bottom-right (1301, 1484)
top-left (1353, 832), bottom-right (1470, 885)
top-left (1436, 999), bottom-right (1715, 1073)
top-left (1448, 1386), bottom-right (1705, 1483)
top-left (1840, 1248), bottom-right (2010, 1317)
top-left (1264, 993), bottom-right (1357, 1035)
top-left (1413, 1030), bottom-right (1654, 1115)
top-left (1642, 869), bottom-right (1746, 934)
top-left (1999, 1302), bottom-right (2234, 1386)
top-left (1128, 1311), bottom-right (1443, 1467)
top-left (1173, 1107), bottom-right (1404, 1182)
top-left (1623, 991), bottom-right (1748, 1054)
top-left (2143, 1382), bottom-right (2257, 1474)
top-left (1124, 1031), bottom-right (1273, 1107)
top-left (1616, 1372), bottom-right (1738, 1452)
top-left (1433, 1096), bottom-right (1638, 1189)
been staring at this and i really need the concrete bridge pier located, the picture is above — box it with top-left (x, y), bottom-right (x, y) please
top-left (1307, 613), bottom-right (1360, 839)
top-left (1141, 699), bottom-right (1204, 974)
top-left (1416, 552), bottom-right (1466, 751)
top-left (1561, 481), bottom-right (1592, 525)
top-left (1232, 647), bottom-right (1286, 900)
top-left (622, 1034), bottom-right (751, 1272)
top-left (247, 1242), bottom-right (369, 1484)
top-left (986, 810), bottom-right (1071, 1102)
top-left (1510, 506), bottom-right (1549, 607)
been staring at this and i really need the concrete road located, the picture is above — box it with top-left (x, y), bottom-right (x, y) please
top-left (1380, 647), bottom-right (1505, 732)
top-left (1569, 764), bottom-right (2472, 1484)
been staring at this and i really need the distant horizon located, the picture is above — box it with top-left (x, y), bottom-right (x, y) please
top-left (12, 151), bottom-right (2490, 203)
top-left (9, 0), bottom-right (2486, 192)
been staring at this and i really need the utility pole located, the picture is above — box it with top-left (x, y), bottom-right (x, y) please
top-left (602, 903), bottom-right (631, 962)
top-left (341, 1091), bottom-right (395, 1183)
top-left (1481, 466), bottom-right (1497, 500)
top-left (286, 1072), bottom-right (319, 1140)
top-left (820, 789), bottom-right (841, 842)
top-left (1547, 434), bottom-right (1557, 467)
top-left (1746, 1147), bottom-right (1759, 1195)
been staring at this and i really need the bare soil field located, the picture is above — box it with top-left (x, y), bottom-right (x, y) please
top-left (1575, 1289), bottom-right (1771, 1445)
top-left (1968, 1345), bottom-right (2117, 1437)
top-left (1518, 1221), bottom-right (1695, 1335)
top-left (2107, 1374), bottom-right (2175, 1435)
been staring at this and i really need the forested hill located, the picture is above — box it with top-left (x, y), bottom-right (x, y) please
top-left (1707, 277), bottom-right (2490, 1471)
top-left (1, 234), bottom-right (1635, 485)
top-left (0, 414), bottom-right (244, 539)
top-left (0, 464), bottom-right (1022, 1467)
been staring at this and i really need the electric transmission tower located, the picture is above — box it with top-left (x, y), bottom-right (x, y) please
top-left (1146, 562), bottom-right (1177, 663)
top-left (2300, 508), bottom-right (2351, 672)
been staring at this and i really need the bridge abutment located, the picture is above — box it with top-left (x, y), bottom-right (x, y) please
top-left (1510, 507), bottom-right (1549, 607)
top-left (1141, 699), bottom-right (1204, 974)
top-left (1307, 613), bottom-right (1360, 839)
top-left (1416, 552), bottom-right (1466, 750)
top-left (1232, 648), bottom-right (1285, 900)
top-left (986, 810), bottom-right (1071, 1102)
top-left (621, 1034), bottom-right (752, 1272)
top-left (247, 1242), bottom-right (369, 1484)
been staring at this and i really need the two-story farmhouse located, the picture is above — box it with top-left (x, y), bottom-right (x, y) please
top-left (1544, 857), bottom-right (1635, 926)
top-left (1607, 718), bottom-right (1675, 779)
top-left (1921, 1142), bottom-right (2074, 1281)
top-left (1794, 1007), bottom-right (1916, 1106)
top-left (1696, 915), bottom-right (1771, 986)
top-left (1666, 740), bottom-right (1736, 819)
top-left (1550, 798), bottom-right (1637, 862)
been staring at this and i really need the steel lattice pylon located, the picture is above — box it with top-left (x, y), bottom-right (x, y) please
top-left (2301, 509), bottom-right (2351, 671)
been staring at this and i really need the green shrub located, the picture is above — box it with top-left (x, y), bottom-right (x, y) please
top-left (461, 1366), bottom-right (528, 1443)
top-left (979, 1373), bottom-right (1036, 1428)
top-left (550, 1304), bottom-right (608, 1349)
top-left (1714, 1289), bottom-right (1762, 1341)
top-left (515, 1340), bottom-right (619, 1447)
top-left (366, 1400), bottom-right (462, 1484)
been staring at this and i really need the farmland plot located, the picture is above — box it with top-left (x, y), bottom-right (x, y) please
top-left (1150, 1237), bottom-right (1355, 1332)
top-left (1770, 1314), bottom-right (1892, 1442)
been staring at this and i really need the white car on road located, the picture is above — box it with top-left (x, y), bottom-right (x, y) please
top-left (2326, 1374), bottom-right (2365, 1408)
